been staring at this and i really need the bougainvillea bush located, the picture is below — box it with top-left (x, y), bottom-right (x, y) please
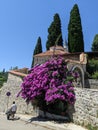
top-left (18, 56), bottom-right (79, 115)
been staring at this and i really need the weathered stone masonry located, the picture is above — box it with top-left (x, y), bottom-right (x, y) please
top-left (0, 72), bottom-right (34, 114)
top-left (70, 88), bottom-right (98, 127)
top-left (0, 71), bottom-right (98, 127)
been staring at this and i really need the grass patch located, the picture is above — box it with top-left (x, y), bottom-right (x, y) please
top-left (86, 124), bottom-right (98, 130)
top-left (97, 110), bottom-right (98, 118)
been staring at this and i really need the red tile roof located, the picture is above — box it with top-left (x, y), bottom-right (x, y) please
top-left (13, 67), bottom-right (28, 74)
top-left (34, 46), bottom-right (69, 57)
top-left (9, 68), bottom-right (28, 77)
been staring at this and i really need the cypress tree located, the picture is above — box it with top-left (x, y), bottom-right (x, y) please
top-left (68, 4), bottom-right (84, 53)
top-left (91, 34), bottom-right (98, 51)
top-left (33, 37), bottom-right (42, 54)
top-left (31, 37), bottom-right (42, 67)
top-left (46, 13), bottom-right (63, 50)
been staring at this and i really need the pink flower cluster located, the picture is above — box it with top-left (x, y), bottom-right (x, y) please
top-left (19, 57), bottom-right (77, 106)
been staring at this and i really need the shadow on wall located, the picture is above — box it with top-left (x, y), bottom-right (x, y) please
top-left (67, 104), bottom-right (75, 122)
top-left (85, 79), bottom-right (90, 88)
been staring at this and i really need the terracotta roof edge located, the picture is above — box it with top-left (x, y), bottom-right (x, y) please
top-left (9, 70), bottom-right (27, 77)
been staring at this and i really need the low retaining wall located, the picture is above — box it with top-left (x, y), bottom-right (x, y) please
top-left (0, 72), bottom-right (98, 127)
top-left (71, 88), bottom-right (98, 127)
top-left (38, 88), bottom-right (98, 127)
top-left (85, 79), bottom-right (98, 89)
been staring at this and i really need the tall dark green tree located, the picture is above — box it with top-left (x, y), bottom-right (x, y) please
top-left (68, 4), bottom-right (84, 53)
top-left (31, 37), bottom-right (42, 68)
top-left (46, 13), bottom-right (63, 50)
top-left (91, 34), bottom-right (98, 51)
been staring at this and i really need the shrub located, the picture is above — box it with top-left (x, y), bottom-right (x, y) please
top-left (86, 124), bottom-right (98, 130)
top-left (87, 59), bottom-right (98, 78)
top-left (18, 56), bottom-right (78, 115)
top-left (92, 71), bottom-right (98, 79)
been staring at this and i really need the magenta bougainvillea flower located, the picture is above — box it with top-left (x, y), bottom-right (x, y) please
top-left (18, 56), bottom-right (78, 110)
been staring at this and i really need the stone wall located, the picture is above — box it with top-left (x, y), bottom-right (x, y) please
top-left (34, 56), bottom-right (52, 66)
top-left (68, 88), bottom-right (98, 127)
top-left (0, 72), bottom-right (98, 127)
top-left (85, 79), bottom-right (98, 89)
top-left (34, 54), bottom-right (79, 67)
top-left (0, 73), bottom-right (34, 114)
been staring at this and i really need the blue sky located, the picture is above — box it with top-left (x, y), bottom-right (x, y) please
top-left (0, 0), bottom-right (98, 71)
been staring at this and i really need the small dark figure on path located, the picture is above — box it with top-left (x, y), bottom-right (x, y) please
top-left (11, 101), bottom-right (17, 119)
top-left (6, 101), bottom-right (17, 120)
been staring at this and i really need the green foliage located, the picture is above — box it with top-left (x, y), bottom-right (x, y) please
top-left (46, 13), bottom-right (63, 50)
top-left (33, 37), bottom-right (42, 55)
top-left (87, 59), bottom-right (98, 79)
top-left (86, 124), bottom-right (98, 130)
top-left (91, 34), bottom-right (98, 51)
top-left (92, 71), bottom-right (98, 79)
top-left (0, 70), bottom-right (8, 88)
top-left (31, 37), bottom-right (42, 67)
top-left (68, 4), bottom-right (84, 52)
